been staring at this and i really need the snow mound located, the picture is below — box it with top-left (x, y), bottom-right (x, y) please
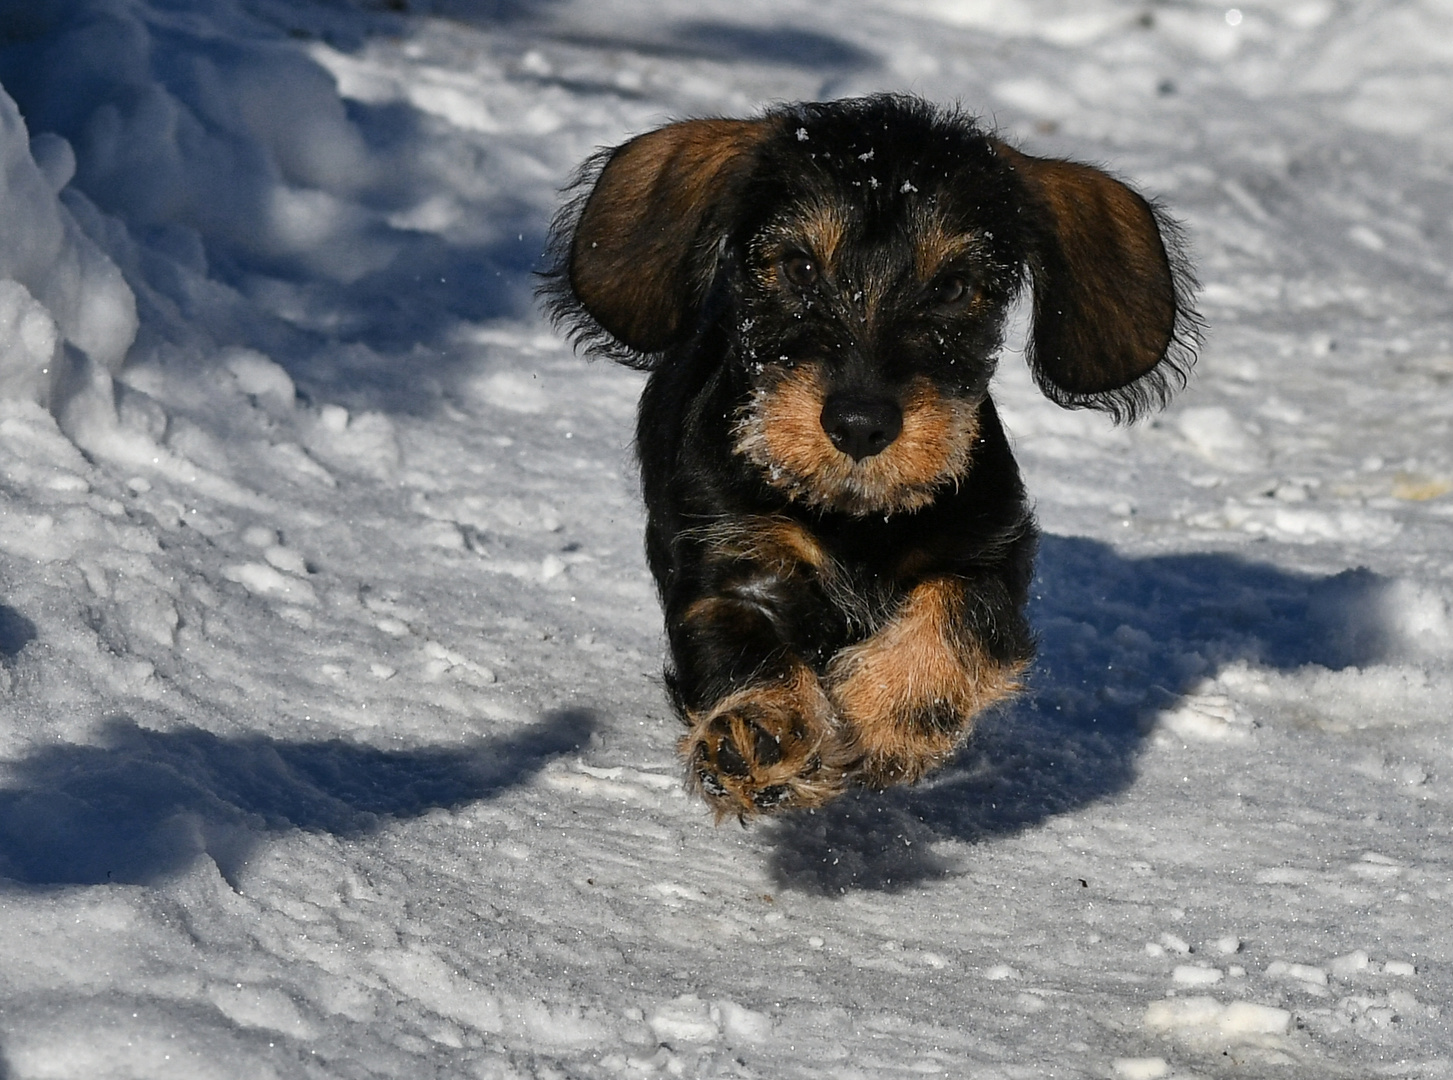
top-left (0, 0), bottom-right (388, 285)
top-left (0, 83), bottom-right (136, 406)
top-left (1144, 995), bottom-right (1291, 1043)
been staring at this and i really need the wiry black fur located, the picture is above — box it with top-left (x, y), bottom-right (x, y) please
top-left (540, 95), bottom-right (1200, 819)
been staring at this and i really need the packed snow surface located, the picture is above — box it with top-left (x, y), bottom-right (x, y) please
top-left (2, 0), bottom-right (1452, 1076)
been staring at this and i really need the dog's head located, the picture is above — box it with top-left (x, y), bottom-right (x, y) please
top-left (544, 95), bottom-right (1199, 516)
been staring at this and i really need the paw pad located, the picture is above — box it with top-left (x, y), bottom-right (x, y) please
top-left (682, 678), bottom-right (847, 820)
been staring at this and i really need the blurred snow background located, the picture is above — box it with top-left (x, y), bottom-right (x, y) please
top-left (1, 0), bottom-right (1451, 1077)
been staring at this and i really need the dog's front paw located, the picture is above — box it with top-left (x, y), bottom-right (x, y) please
top-left (828, 579), bottom-right (1027, 788)
top-left (682, 668), bottom-right (850, 821)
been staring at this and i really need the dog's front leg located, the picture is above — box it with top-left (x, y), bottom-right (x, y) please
top-left (664, 530), bottom-right (855, 820)
top-left (828, 576), bottom-right (1028, 788)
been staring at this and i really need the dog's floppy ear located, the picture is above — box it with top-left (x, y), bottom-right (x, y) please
top-left (996, 142), bottom-right (1200, 421)
top-left (546, 118), bottom-right (768, 361)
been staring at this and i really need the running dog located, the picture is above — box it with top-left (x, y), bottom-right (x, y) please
top-left (542, 95), bottom-right (1199, 821)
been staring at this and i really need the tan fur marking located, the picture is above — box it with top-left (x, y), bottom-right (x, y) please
top-left (913, 220), bottom-right (979, 283)
top-left (687, 515), bottom-right (885, 634)
top-left (749, 201), bottom-right (848, 294)
top-left (682, 664), bottom-right (852, 821)
top-left (893, 544), bottom-right (941, 581)
top-left (691, 515), bottom-right (827, 576)
top-left (732, 366), bottom-right (980, 515)
top-left (829, 578), bottom-right (1025, 786)
top-left (797, 204), bottom-right (846, 274)
top-left (680, 595), bottom-right (771, 638)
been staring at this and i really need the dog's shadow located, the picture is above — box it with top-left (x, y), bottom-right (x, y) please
top-left (766, 534), bottom-right (1397, 894)
top-left (0, 709), bottom-right (594, 889)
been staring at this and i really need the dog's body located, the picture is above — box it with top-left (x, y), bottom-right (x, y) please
top-left (544, 96), bottom-right (1199, 821)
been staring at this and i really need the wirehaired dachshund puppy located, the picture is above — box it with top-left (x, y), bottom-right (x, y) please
top-left (543, 95), bottom-right (1199, 822)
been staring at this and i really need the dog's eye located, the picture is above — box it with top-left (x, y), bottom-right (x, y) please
top-left (780, 253), bottom-right (819, 289)
top-left (932, 274), bottom-right (974, 310)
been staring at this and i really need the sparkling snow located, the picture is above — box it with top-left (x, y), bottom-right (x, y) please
top-left (1, 0), bottom-right (1452, 1077)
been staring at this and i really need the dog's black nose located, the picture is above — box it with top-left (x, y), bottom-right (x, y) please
top-left (820, 394), bottom-right (903, 461)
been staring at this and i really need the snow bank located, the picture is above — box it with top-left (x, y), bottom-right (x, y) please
top-left (0, 0), bottom-right (389, 285)
top-left (0, 0), bottom-right (445, 468)
top-left (0, 83), bottom-right (135, 406)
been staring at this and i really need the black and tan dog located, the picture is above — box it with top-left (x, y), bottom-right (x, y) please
top-left (543, 95), bottom-right (1199, 822)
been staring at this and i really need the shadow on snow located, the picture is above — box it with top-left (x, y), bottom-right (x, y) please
top-left (376, 0), bottom-right (566, 25)
top-left (0, 708), bottom-right (594, 889)
top-left (545, 20), bottom-right (876, 73)
top-left (0, 606), bottom-right (37, 660)
top-left (765, 534), bottom-right (1399, 895)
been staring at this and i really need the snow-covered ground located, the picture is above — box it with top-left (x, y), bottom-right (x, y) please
top-left (2, 0), bottom-right (1452, 1075)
